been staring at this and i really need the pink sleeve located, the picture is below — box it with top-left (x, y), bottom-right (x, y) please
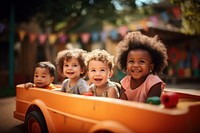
top-left (146, 75), bottom-right (165, 91)
top-left (120, 76), bottom-right (131, 91)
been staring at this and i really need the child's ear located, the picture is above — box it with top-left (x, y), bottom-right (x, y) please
top-left (150, 64), bottom-right (154, 72)
top-left (80, 68), bottom-right (85, 74)
top-left (50, 76), bottom-right (54, 82)
top-left (109, 70), bottom-right (113, 78)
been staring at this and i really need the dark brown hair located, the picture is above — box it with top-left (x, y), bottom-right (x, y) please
top-left (35, 61), bottom-right (55, 77)
top-left (116, 31), bottom-right (168, 74)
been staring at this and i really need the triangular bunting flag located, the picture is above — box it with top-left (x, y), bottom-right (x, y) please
top-left (91, 32), bottom-right (99, 42)
top-left (128, 23), bottom-right (137, 31)
top-left (118, 26), bottom-right (128, 37)
top-left (48, 34), bottom-right (57, 45)
top-left (150, 16), bottom-right (158, 27)
top-left (59, 34), bottom-right (68, 44)
top-left (29, 33), bottom-right (37, 44)
top-left (69, 34), bottom-right (78, 43)
top-left (141, 19), bottom-right (149, 31)
top-left (38, 34), bottom-right (47, 45)
top-left (110, 29), bottom-right (118, 40)
top-left (18, 30), bottom-right (26, 42)
top-left (172, 7), bottom-right (181, 19)
top-left (80, 33), bottom-right (90, 44)
top-left (161, 11), bottom-right (169, 22)
top-left (100, 31), bottom-right (108, 42)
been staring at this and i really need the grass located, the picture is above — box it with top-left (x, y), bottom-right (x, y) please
top-left (0, 86), bottom-right (16, 98)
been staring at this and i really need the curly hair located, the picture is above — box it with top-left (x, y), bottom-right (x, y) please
top-left (85, 49), bottom-right (114, 71)
top-left (55, 48), bottom-right (87, 77)
top-left (116, 31), bottom-right (168, 74)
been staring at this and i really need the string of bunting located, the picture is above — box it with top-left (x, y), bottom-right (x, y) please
top-left (0, 7), bottom-right (181, 45)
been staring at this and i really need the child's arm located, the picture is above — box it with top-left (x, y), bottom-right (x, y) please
top-left (24, 82), bottom-right (34, 89)
top-left (119, 87), bottom-right (128, 100)
top-left (107, 87), bottom-right (119, 98)
top-left (78, 80), bottom-right (90, 95)
top-left (147, 82), bottom-right (162, 98)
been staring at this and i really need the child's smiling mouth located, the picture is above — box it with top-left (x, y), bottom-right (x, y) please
top-left (94, 78), bottom-right (102, 81)
top-left (36, 82), bottom-right (43, 86)
top-left (131, 69), bottom-right (141, 73)
top-left (67, 72), bottom-right (74, 74)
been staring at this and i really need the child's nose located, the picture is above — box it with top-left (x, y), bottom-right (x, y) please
top-left (133, 62), bottom-right (139, 67)
top-left (36, 77), bottom-right (42, 80)
top-left (67, 66), bottom-right (73, 69)
top-left (95, 71), bottom-right (101, 75)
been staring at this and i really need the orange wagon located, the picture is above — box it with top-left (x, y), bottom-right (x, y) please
top-left (14, 84), bottom-right (200, 133)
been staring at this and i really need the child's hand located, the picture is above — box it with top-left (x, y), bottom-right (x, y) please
top-left (24, 82), bottom-right (34, 89)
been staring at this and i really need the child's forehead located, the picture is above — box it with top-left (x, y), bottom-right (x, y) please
top-left (129, 49), bottom-right (150, 55)
top-left (89, 59), bottom-right (105, 63)
top-left (88, 59), bottom-right (113, 71)
top-left (35, 67), bottom-right (50, 74)
top-left (88, 60), bottom-right (108, 67)
top-left (64, 57), bottom-right (79, 63)
top-left (128, 49), bottom-right (152, 60)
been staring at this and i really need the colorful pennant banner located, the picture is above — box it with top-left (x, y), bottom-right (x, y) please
top-left (15, 7), bottom-right (181, 45)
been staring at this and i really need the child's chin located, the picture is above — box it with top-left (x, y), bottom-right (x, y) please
top-left (36, 84), bottom-right (44, 88)
top-left (94, 82), bottom-right (105, 87)
top-left (131, 76), bottom-right (141, 80)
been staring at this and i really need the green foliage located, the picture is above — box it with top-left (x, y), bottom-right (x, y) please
top-left (0, 0), bottom-right (162, 33)
top-left (35, 0), bottom-right (139, 32)
top-left (170, 0), bottom-right (200, 35)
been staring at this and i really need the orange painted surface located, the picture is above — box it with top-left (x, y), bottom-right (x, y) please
top-left (14, 84), bottom-right (200, 133)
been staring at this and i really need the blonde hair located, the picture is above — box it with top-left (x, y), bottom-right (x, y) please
top-left (85, 49), bottom-right (114, 71)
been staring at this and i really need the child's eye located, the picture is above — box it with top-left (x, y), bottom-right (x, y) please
top-left (73, 64), bottom-right (77, 67)
top-left (42, 76), bottom-right (46, 78)
top-left (138, 60), bottom-right (146, 65)
top-left (101, 69), bottom-right (106, 72)
top-left (128, 60), bottom-right (134, 64)
top-left (90, 69), bottom-right (95, 72)
top-left (64, 64), bottom-right (68, 67)
top-left (139, 60), bottom-right (145, 64)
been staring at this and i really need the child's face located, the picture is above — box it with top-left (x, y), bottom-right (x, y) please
top-left (33, 67), bottom-right (54, 88)
top-left (126, 49), bottom-right (154, 80)
top-left (63, 58), bottom-right (84, 80)
top-left (87, 60), bottom-right (112, 88)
